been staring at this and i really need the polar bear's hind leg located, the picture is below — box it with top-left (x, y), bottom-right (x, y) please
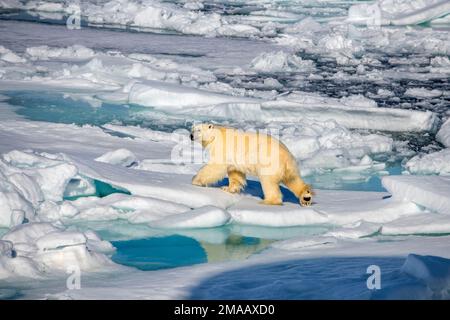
top-left (260, 176), bottom-right (283, 205)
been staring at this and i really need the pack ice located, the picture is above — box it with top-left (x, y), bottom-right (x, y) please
top-left (348, 0), bottom-right (450, 25)
top-left (0, 44), bottom-right (440, 133)
top-left (0, 1), bottom-right (449, 298)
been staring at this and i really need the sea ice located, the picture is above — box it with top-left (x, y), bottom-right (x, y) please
top-left (95, 149), bottom-right (137, 167)
top-left (262, 92), bottom-right (438, 132)
top-left (128, 81), bottom-right (257, 109)
top-left (401, 254), bottom-right (450, 298)
top-left (26, 45), bottom-right (95, 61)
top-left (382, 214), bottom-right (450, 235)
top-left (150, 205), bottom-right (231, 229)
top-left (249, 51), bottom-right (315, 73)
top-left (229, 189), bottom-right (421, 227)
top-left (382, 175), bottom-right (450, 214)
top-left (437, 118), bottom-right (450, 147)
top-left (348, 0), bottom-right (450, 26)
top-left (405, 148), bottom-right (450, 175)
top-left (0, 222), bottom-right (116, 279)
top-left (68, 193), bottom-right (190, 224)
top-left (405, 87), bottom-right (443, 98)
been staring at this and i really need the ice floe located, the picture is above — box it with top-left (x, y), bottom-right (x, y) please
top-left (1, 0), bottom-right (265, 38)
top-left (0, 46), bottom-right (26, 64)
top-left (0, 222), bottom-right (115, 279)
top-left (26, 45), bottom-right (95, 61)
top-left (437, 118), bottom-right (450, 148)
top-left (382, 214), bottom-right (450, 235)
top-left (68, 193), bottom-right (190, 223)
top-left (405, 87), bottom-right (443, 98)
top-left (262, 92), bottom-right (438, 132)
top-left (401, 254), bottom-right (450, 298)
top-left (348, 0), bottom-right (450, 26)
top-left (405, 148), bottom-right (450, 175)
top-left (128, 81), bottom-right (257, 109)
top-left (229, 199), bottom-right (327, 227)
top-left (228, 189), bottom-right (421, 227)
top-left (249, 51), bottom-right (315, 73)
top-left (382, 175), bottom-right (450, 214)
top-left (150, 205), bottom-right (231, 229)
top-left (2, 150), bottom-right (78, 202)
top-left (95, 149), bottom-right (137, 167)
top-left (0, 43), bottom-right (441, 134)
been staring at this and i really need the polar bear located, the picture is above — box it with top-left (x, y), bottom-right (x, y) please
top-left (190, 123), bottom-right (312, 206)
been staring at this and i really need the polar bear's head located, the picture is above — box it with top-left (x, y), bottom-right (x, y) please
top-left (190, 123), bottom-right (220, 148)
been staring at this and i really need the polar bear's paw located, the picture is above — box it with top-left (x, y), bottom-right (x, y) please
top-left (221, 186), bottom-right (234, 193)
top-left (300, 189), bottom-right (313, 207)
top-left (192, 175), bottom-right (206, 186)
top-left (221, 185), bottom-right (243, 194)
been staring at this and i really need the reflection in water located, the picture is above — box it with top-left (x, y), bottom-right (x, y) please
top-left (111, 235), bottom-right (207, 270)
top-left (200, 235), bottom-right (273, 263)
top-left (110, 233), bottom-right (273, 270)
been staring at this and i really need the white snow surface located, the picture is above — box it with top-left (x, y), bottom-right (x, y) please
top-left (382, 175), bottom-right (450, 214)
top-left (405, 148), bottom-right (450, 175)
top-left (0, 222), bottom-right (116, 279)
top-left (95, 149), bottom-right (137, 167)
top-left (348, 0), bottom-right (450, 26)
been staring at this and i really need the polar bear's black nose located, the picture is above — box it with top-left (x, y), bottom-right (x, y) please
top-left (303, 196), bottom-right (311, 201)
top-left (190, 133), bottom-right (194, 140)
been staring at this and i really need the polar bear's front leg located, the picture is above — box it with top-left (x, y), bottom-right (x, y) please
top-left (221, 170), bottom-right (246, 193)
top-left (283, 175), bottom-right (313, 207)
top-left (192, 164), bottom-right (227, 187)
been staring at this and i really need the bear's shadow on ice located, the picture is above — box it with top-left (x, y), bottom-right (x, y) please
top-left (187, 256), bottom-right (425, 300)
top-left (216, 178), bottom-right (299, 204)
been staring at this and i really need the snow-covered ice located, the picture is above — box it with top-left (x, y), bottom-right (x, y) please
top-left (0, 41), bottom-right (441, 132)
top-left (348, 0), bottom-right (450, 26)
top-left (95, 149), bottom-right (137, 167)
top-left (0, 0), bottom-right (449, 300)
top-left (0, 222), bottom-right (116, 279)
top-left (382, 176), bottom-right (450, 214)
top-left (437, 118), bottom-right (450, 148)
top-left (405, 148), bottom-right (450, 175)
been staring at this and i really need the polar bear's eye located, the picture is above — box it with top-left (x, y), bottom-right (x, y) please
top-left (208, 124), bottom-right (213, 129)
